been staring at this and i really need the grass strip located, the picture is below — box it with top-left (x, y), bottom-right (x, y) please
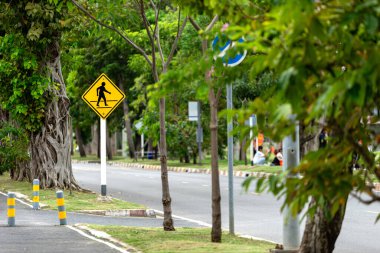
top-left (87, 226), bottom-right (275, 253)
top-left (0, 173), bottom-right (144, 211)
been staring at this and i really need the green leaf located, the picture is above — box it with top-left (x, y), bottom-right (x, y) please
top-left (364, 14), bottom-right (378, 35)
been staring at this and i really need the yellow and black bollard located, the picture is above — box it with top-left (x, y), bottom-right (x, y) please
top-left (7, 192), bottom-right (16, 227)
top-left (56, 191), bottom-right (67, 225)
top-left (32, 179), bottom-right (40, 210)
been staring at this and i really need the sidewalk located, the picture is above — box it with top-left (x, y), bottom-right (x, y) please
top-left (0, 193), bottom-right (203, 253)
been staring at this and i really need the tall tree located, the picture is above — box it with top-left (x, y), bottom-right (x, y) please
top-left (0, 1), bottom-right (79, 188)
top-left (71, 0), bottom-right (188, 231)
top-left (187, 16), bottom-right (223, 242)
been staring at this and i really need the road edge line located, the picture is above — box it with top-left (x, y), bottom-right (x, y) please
top-left (0, 191), bottom-right (33, 208)
top-left (66, 225), bottom-right (131, 253)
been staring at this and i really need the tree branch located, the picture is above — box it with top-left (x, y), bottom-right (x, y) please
top-left (205, 15), bottom-right (219, 32)
top-left (189, 17), bottom-right (201, 31)
top-left (71, 0), bottom-right (152, 66)
top-left (164, 16), bottom-right (188, 70)
top-left (139, 0), bottom-right (158, 81)
top-left (351, 191), bottom-right (380, 205)
top-left (152, 0), bottom-right (165, 66)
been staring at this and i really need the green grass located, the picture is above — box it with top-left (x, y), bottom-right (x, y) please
top-left (0, 173), bottom-right (144, 211)
top-left (72, 153), bottom-right (283, 174)
top-left (87, 226), bottom-right (275, 253)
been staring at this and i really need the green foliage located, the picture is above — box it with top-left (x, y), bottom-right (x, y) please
top-left (0, 34), bottom-right (49, 132)
top-left (0, 1), bottom-right (72, 132)
top-left (0, 123), bottom-right (29, 175)
top-left (181, 0), bottom-right (380, 220)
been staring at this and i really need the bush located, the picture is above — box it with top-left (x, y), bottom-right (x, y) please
top-left (0, 123), bottom-right (29, 175)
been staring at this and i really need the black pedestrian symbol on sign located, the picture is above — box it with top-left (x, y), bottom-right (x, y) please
top-left (97, 82), bottom-right (111, 106)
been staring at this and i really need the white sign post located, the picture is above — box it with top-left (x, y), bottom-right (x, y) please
top-left (249, 115), bottom-right (257, 165)
top-left (135, 121), bottom-right (144, 158)
top-left (82, 73), bottom-right (125, 197)
top-left (100, 118), bottom-right (107, 196)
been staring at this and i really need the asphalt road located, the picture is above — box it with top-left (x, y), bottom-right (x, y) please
top-left (0, 189), bottom-right (199, 252)
top-left (73, 163), bottom-right (380, 253)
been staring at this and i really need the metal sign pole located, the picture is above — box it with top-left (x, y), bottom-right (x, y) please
top-left (100, 118), bottom-right (107, 196)
top-left (227, 84), bottom-right (234, 234)
top-left (141, 133), bottom-right (144, 159)
top-left (249, 117), bottom-right (254, 165)
top-left (282, 118), bottom-right (300, 250)
top-left (197, 101), bottom-right (202, 165)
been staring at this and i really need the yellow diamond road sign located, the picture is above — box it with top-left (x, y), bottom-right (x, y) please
top-left (82, 73), bottom-right (125, 119)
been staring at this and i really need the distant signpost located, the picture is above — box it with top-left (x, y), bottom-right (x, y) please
top-left (82, 73), bottom-right (125, 196)
top-left (212, 32), bottom-right (247, 235)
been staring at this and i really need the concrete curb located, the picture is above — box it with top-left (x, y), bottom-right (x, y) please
top-left (70, 224), bottom-right (138, 253)
top-left (73, 160), bottom-right (273, 179)
top-left (1, 190), bottom-right (155, 218)
top-left (77, 209), bottom-right (156, 218)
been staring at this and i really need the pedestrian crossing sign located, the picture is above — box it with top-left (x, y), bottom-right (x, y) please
top-left (82, 73), bottom-right (125, 119)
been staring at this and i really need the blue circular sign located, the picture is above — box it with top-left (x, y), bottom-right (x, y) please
top-left (212, 36), bottom-right (247, 67)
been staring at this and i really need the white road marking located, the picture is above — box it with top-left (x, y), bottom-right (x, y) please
top-left (153, 209), bottom-right (211, 227)
top-left (0, 191), bottom-right (33, 208)
top-left (182, 181), bottom-right (189, 184)
top-left (202, 184), bottom-right (209, 187)
top-left (367, 211), bottom-right (380, 215)
top-left (250, 192), bottom-right (261, 196)
top-left (67, 225), bottom-right (130, 253)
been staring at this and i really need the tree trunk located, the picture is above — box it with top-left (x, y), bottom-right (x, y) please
top-left (70, 123), bottom-right (74, 156)
top-left (159, 97), bottom-right (175, 231)
top-left (299, 120), bottom-right (346, 253)
top-left (299, 200), bottom-right (347, 253)
top-left (0, 107), bottom-right (8, 122)
top-left (118, 84), bottom-right (136, 159)
top-left (97, 120), bottom-right (100, 158)
top-left (209, 88), bottom-right (222, 243)
top-left (14, 44), bottom-right (79, 189)
top-left (75, 126), bottom-right (86, 157)
top-left (240, 137), bottom-right (247, 161)
top-left (184, 151), bottom-right (190, 163)
top-left (106, 126), bottom-right (112, 160)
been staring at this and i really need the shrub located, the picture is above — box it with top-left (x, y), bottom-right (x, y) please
top-left (0, 122), bottom-right (29, 175)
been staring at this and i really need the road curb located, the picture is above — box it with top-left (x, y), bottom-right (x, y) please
top-left (77, 209), bottom-right (156, 218)
top-left (69, 224), bottom-right (137, 253)
top-left (73, 160), bottom-right (273, 179)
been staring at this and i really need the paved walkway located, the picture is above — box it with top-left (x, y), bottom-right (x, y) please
top-left (0, 193), bottom-right (202, 253)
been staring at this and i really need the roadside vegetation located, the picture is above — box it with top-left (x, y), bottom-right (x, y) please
top-left (0, 173), bottom-right (144, 211)
top-left (88, 226), bottom-right (275, 253)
